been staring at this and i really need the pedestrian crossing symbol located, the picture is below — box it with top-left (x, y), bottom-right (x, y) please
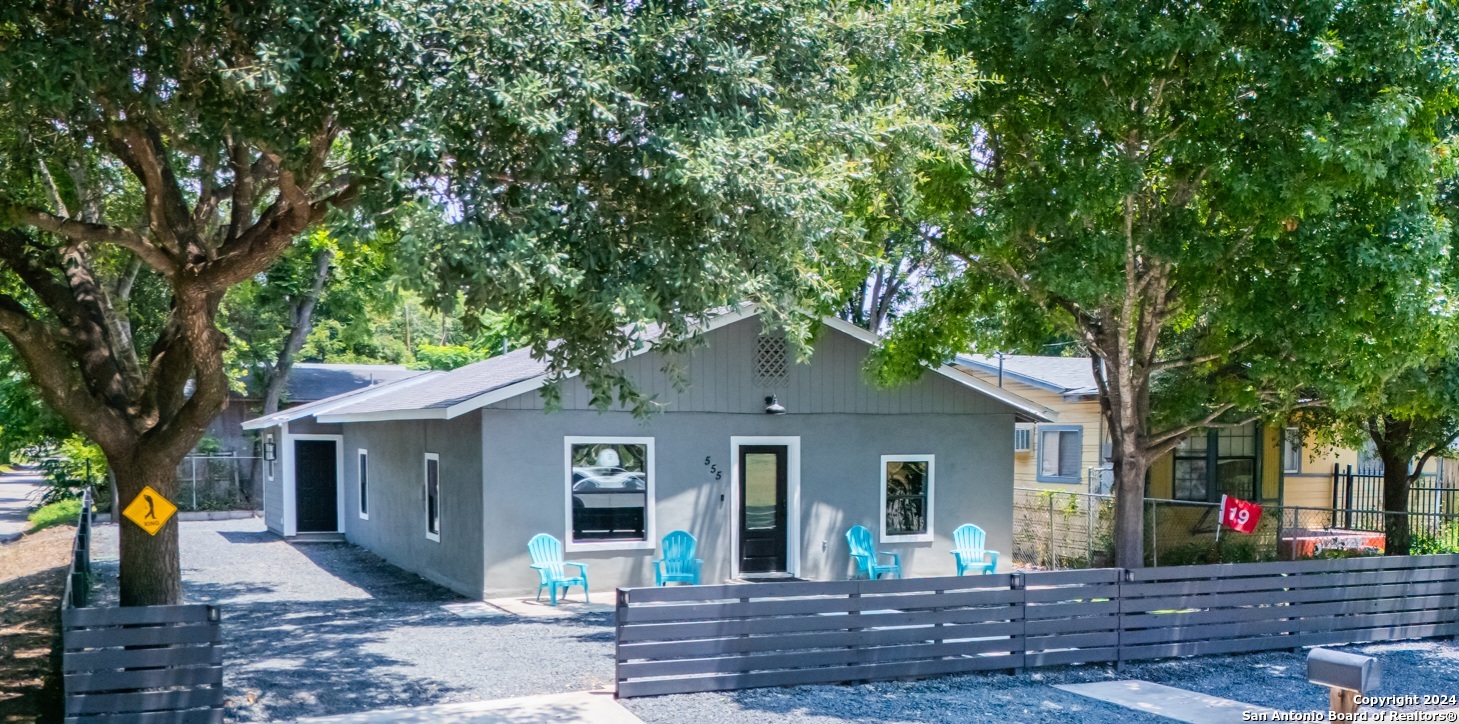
top-left (122, 485), bottom-right (177, 536)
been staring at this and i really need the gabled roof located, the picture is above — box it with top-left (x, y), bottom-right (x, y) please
top-left (241, 370), bottom-right (444, 430)
top-left (311, 309), bottom-right (1056, 424)
top-left (248, 363), bottom-right (423, 402)
top-left (955, 354), bottom-right (1099, 396)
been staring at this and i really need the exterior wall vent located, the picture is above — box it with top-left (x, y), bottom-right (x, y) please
top-left (753, 334), bottom-right (790, 388)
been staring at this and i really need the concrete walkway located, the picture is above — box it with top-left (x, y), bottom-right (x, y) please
top-left (291, 691), bottom-right (641, 724)
top-left (1056, 680), bottom-right (1279, 723)
top-left (0, 465), bottom-right (42, 542)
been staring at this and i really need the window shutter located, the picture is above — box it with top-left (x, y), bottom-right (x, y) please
top-left (1014, 426), bottom-right (1032, 452)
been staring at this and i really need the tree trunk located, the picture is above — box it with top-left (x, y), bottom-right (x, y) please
top-left (1380, 450), bottom-right (1412, 555)
top-left (114, 458), bottom-right (184, 606)
top-left (261, 248), bottom-right (333, 417)
top-left (1111, 444), bottom-right (1151, 568)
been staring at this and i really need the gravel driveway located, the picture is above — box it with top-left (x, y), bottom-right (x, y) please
top-left (92, 519), bottom-right (614, 722)
top-left (91, 519), bottom-right (1459, 723)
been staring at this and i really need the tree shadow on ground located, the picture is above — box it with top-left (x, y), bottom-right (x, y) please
top-left (284, 542), bottom-right (463, 603)
top-left (0, 565), bottom-right (67, 724)
top-left (191, 579), bottom-right (615, 722)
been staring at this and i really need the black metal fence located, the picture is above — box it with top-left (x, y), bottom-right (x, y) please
top-left (1330, 463), bottom-right (1459, 533)
top-left (60, 490), bottom-right (225, 723)
top-left (613, 554), bottom-right (1459, 698)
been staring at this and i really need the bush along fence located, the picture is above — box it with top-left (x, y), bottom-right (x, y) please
top-left (613, 554), bottom-right (1459, 698)
top-left (60, 489), bottom-right (226, 723)
top-left (174, 454), bottom-right (262, 512)
top-left (1012, 487), bottom-right (1459, 569)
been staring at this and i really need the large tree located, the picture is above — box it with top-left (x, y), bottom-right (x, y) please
top-left (874, 0), bottom-right (1458, 567)
top-left (0, 0), bottom-right (958, 604)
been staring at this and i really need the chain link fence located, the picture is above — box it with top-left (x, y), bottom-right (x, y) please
top-left (174, 455), bottom-right (262, 512)
top-left (1014, 487), bottom-right (1459, 569)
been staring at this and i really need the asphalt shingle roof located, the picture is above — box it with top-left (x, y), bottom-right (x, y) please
top-left (320, 347), bottom-right (551, 415)
top-left (958, 354), bottom-right (1099, 395)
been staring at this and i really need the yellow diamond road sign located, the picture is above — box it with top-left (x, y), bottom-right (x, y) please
top-left (122, 485), bottom-right (177, 536)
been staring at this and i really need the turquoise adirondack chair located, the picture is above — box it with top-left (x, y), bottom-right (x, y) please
top-left (527, 533), bottom-right (589, 606)
top-left (846, 525), bottom-right (901, 579)
top-left (951, 523), bottom-right (999, 575)
top-left (653, 530), bottom-right (702, 586)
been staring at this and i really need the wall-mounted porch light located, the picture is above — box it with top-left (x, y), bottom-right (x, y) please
top-left (764, 395), bottom-right (787, 415)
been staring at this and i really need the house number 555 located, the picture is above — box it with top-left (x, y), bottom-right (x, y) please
top-left (704, 456), bottom-right (723, 480)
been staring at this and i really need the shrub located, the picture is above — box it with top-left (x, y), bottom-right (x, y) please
top-left (1411, 523), bottom-right (1459, 555)
top-left (29, 498), bottom-right (81, 532)
top-left (36, 436), bottom-right (108, 507)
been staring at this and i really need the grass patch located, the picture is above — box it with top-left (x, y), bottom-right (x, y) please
top-left (28, 498), bottom-right (81, 533)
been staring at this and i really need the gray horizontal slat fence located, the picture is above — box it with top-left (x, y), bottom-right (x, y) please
top-left (615, 554), bottom-right (1459, 698)
top-left (616, 574), bottom-right (1023, 698)
top-left (1120, 553), bottom-right (1459, 661)
top-left (62, 604), bottom-right (225, 723)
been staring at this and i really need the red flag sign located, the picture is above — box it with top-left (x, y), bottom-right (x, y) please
top-left (1220, 495), bottom-right (1262, 534)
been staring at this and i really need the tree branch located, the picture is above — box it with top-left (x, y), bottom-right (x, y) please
top-left (9, 204), bottom-right (177, 275)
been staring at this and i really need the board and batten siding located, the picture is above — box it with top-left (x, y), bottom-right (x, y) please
top-left (473, 315), bottom-right (1024, 598)
top-left (954, 367), bottom-right (1104, 492)
top-left (489, 316), bottom-right (1002, 416)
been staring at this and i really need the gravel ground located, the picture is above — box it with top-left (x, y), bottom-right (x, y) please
top-left (624, 641), bottom-right (1459, 723)
top-left (91, 519), bottom-right (614, 722)
top-left (91, 519), bottom-right (1459, 723)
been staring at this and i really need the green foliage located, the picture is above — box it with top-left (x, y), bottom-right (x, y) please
top-left (411, 344), bottom-right (494, 371)
top-left (37, 436), bottom-right (107, 507)
top-left (1156, 539), bottom-right (1268, 567)
top-left (393, 0), bottom-right (970, 411)
top-left (28, 498), bottom-right (81, 533)
top-left (1412, 524), bottom-right (1459, 555)
top-left (0, 345), bottom-right (70, 461)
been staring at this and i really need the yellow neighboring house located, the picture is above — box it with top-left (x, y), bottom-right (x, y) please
top-left (953, 354), bottom-right (1372, 508)
top-left (954, 355), bottom-right (1109, 493)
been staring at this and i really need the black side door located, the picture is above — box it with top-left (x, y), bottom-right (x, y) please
top-left (739, 445), bottom-right (788, 575)
top-left (295, 440), bottom-right (339, 532)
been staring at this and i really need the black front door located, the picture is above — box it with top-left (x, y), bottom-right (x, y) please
top-left (295, 440), bottom-right (339, 533)
top-left (739, 445), bottom-right (788, 575)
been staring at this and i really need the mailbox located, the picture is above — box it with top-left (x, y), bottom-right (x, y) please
top-left (1307, 648), bottom-right (1381, 694)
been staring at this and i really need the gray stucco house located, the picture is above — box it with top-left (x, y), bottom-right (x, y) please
top-left (244, 309), bottom-right (1054, 599)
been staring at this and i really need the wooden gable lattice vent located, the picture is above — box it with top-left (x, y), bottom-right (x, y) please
top-left (753, 334), bottom-right (789, 388)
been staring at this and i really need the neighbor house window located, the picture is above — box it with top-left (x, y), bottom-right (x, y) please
top-left (881, 455), bottom-right (934, 541)
top-left (1173, 423), bottom-right (1261, 502)
top-left (1037, 426), bottom-right (1082, 483)
top-left (1282, 428), bottom-right (1302, 474)
top-left (565, 437), bottom-right (653, 548)
top-left (358, 449), bottom-right (369, 520)
top-left (1173, 433), bottom-right (1209, 502)
top-left (424, 453), bottom-right (440, 541)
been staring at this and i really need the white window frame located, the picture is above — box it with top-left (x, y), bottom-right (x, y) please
top-left (424, 452), bottom-right (440, 541)
top-left (357, 449), bottom-right (369, 520)
top-left (563, 436), bottom-right (655, 552)
top-left (880, 454), bottom-right (935, 543)
top-left (1282, 427), bottom-right (1302, 474)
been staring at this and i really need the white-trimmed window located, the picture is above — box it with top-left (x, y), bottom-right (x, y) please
top-left (358, 449), bottom-right (369, 520)
top-left (881, 455), bottom-right (934, 542)
top-left (424, 453), bottom-right (440, 541)
top-left (1282, 428), bottom-right (1302, 474)
top-left (1037, 425), bottom-right (1082, 483)
top-left (564, 437), bottom-right (654, 550)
